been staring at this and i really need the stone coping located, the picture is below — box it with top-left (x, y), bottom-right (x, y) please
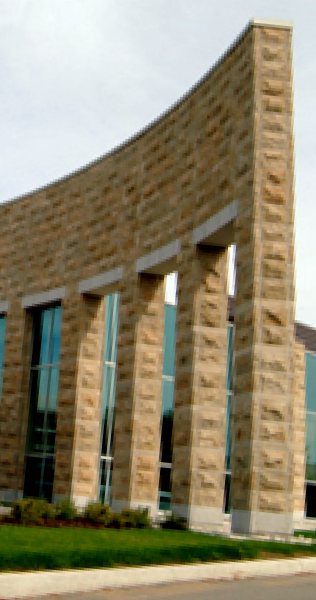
top-left (0, 556), bottom-right (316, 599)
top-left (21, 287), bottom-right (67, 310)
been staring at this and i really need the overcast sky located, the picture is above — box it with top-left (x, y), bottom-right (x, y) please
top-left (1, 0), bottom-right (315, 324)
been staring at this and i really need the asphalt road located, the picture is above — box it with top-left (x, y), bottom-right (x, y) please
top-left (25, 574), bottom-right (316, 600)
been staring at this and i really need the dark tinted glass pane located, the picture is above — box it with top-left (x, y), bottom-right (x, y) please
top-left (47, 367), bottom-right (59, 413)
top-left (101, 408), bottom-right (115, 457)
top-left (45, 410), bottom-right (57, 454)
top-left (24, 456), bottom-right (43, 498)
top-left (161, 378), bottom-right (174, 415)
top-left (225, 393), bottom-right (232, 469)
top-left (99, 460), bottom-right (106, 503)
top-left (306, 483), bottom-right (316, 518)
top-left (159, 466), bottom-right (171, 493)
top-left (32, 310), bottom-right (50, 367)
top-left (159, 467), bottom-right (171, 510)
top-left (107, 464), bottom-right (113, 505)
top-left (224, 473), bottom-right (231, 514)
top-left (27, 370), bottom-right (46, 453)
top-left (226, 325), bottom-right (234, 392)
top-left (101, 365), bottom-right (116, 456)
top-left (160, 410), bottom-right (173, 464)
top-left (104, 294), bottom-right (119, 364)
top-left (50, 306), bottom-right (62, 364)
top-left (0, 315), bottom-right (6, 369)
top-left (102, 365), bottom-right (115, 415)
top-left (42, 457), bottom-right (55, 503)
top-left (306, 412), bottom-right (316, 479)
top-left (305, 353), bottom-right (316, 413)
top-left (36, 368), bottom-right (49, 412)
top-left (99, 460), bottom-right (112, 505)
top-left (163, 304), bottom-right (176, 377)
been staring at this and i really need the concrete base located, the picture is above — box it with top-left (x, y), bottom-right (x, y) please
top-left (295, 517), bottom-right (316, 531)
top-left (292, 510), bottom-right (306, 530)
top-left (231, 509), bottom-right (293, 536)
top-left (111, 499), bottom-right (159, 519)
top-left (171, 504), bottom-right (225, 531)
top-left (0, 489), bottom-right (23, 503)
top-left (52, 494), bottom-right (98, 510)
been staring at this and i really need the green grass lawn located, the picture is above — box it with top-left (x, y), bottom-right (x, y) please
top-left (294, 529), bottom-right (316, 539)
top-left (1, 525), bottom-right (316, 572)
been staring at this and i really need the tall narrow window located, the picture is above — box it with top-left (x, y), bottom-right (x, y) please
top-left (0, 314), bottom-right (7, 404)
top-left (24, 305), bottom-right (62, 501)
top-left (159, 302), bottom-right (176, 510)
top-left (99, 293), bottom-right (119, 505)
top-left (224, 323), bottom-right (234, 514)
top-left (305, 351), bottom-right (316, 517)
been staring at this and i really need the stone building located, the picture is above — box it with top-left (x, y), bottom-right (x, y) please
top-left (0, 19), bottom-right (308, 535)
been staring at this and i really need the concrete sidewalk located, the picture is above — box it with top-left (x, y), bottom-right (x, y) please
top-left (1, 556), bottom-right (316, 599)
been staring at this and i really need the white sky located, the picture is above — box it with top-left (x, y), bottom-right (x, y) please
top-left (0, 1), bottom-right (315, 324)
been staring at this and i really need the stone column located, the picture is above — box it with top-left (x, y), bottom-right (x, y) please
top-left (292, 342), bottom-right (307, 527)
top-left (111, 273), bottom-right (165, 517)
top-left (170, 246), bottom-right (229, 531)
top-left (230, 25), bottom-right (298, 535)
top-left (53, 292), bottom-right (105, 507)
top-left (0, 302), bottom-right (33, 502)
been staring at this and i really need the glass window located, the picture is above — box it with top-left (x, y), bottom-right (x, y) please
top-left (306, 483), bottom-right (316, 518)
top-left (159, 302), bottom-right (177, 509)
top-left (160, 381), bottom-right (174, 465)
top-left (24, 305), bottom-right (62, 502)
top-left (306, 411), bottom-right (316, 482)
top-left (305, 353), bottom-right (316, 413)
top-left (226, 324), bottom-right (234, 392)
top-left (99, 293), bottom-right (119, 505)
top-left (162, 304), bottom-right (176, 378)
top-left (224, 473), bottom-right (231, 514)
top-left (225, 325), bottom-right (234, 477)
top-left (225, 393), bottom-right (232, 471)
top-left (0, 314), bottom-right (7, 405)
top-left (159, 465), bottom-right (171, 511)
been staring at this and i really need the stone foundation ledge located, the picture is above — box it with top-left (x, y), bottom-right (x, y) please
top-left (1, 556), bottom-right (316, 599)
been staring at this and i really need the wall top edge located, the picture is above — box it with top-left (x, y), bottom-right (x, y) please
top-left (251, 18), bottom-right (293, 30)
top-left (0, 18), bottom-right (260, 210)
top-left (0, 17), bottom-right (293, 211)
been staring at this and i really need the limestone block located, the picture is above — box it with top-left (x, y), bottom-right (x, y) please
top-left (197, 452), bottom-right (220, 472)
top-left (197, 472), bottom-right (217, 489)
top-left (260, 472), bottom-right (287, 492)
top-left (262, 325), bottom-right (287, 346)
top-left (260, 449), bottom-right (287, 470)
top-left (260, 421), bottom-right (287, 443)
top-left (261, 373), bottom-right (287, 394)
top-left (258, 493), bottom-right (286, 513)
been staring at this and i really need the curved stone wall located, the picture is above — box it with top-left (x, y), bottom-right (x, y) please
top-left (0, 19), bottom-right (301, 535)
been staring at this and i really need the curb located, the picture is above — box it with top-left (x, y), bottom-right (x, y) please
top-left (1, 556), bottom-right (316, 599)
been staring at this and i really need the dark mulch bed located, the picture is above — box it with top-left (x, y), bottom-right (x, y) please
top-left (0, 517), bottom-right (133, 529)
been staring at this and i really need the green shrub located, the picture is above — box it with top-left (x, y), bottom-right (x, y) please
top-left (108, 512), bottom-right (129, 529)
top-left (55, 500), bottom-right (78, 521)
top-left (83, 502), bottom-right (111, 525)
top-left (121, 508), bottom-right (151, 529)
top-left (161, 512), bottom-right (188, 531)
top-left (12, 498), bottom-right (55, 524)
